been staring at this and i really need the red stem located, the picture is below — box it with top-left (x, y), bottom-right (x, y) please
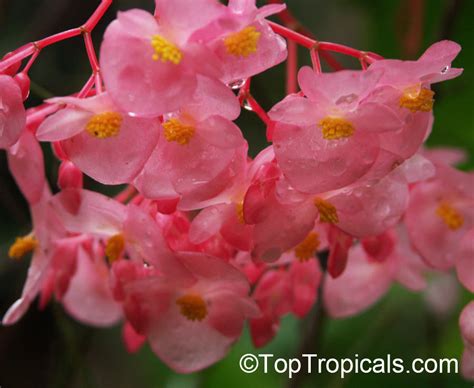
top-left (310, 48), bottom-right (322, 74)
top-left (286, 40), bottom-right (298, 94)
top-left (0, 0), bottom-right (112, 72)
top-left (269, 21), bottom-right (383, 62)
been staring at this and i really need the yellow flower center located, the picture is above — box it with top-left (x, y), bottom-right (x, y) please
top-left (294, 232), bottom-right (320, 262)
top-left (163, 118), bottom-right (195, 145)
top-left (85, 112), bottom-right (122, 139)
top-left (224, 26), bottom-right (261, 58)
top-left (319, 117), bottom-right (355, 140)
top-left (436, 202), bottom-right (464, 230)
top-left (399, 87), bottom-right (434, 112)
top-left (151, 35), bottom-right (183, 64)
top-left (314, 198), bottom-right (339, 224)
top-left (8, 235), bottom-right (38, 260)
top-left (236, 201), bottom-right (245, 224)
top-left (176, 294), bottom-right (207, 321)
top-left (105, 234), bottom-right (125, 263)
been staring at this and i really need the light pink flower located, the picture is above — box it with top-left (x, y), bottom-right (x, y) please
top-left (134, 76), bottom-right (246, 210)
top-left (205, 0), bottom-right (287, 82)
top-left (269, 67), bottom-right (403, 193)
top-left (36, 93), bottom-right (159, 185)
top-left (112, 253), bottom-right (259, 373)
top-left (324, 226), bottom-right (428, 318)
top-left (0, 75), bottom-right (26, 149)
top-left (405, 162), bottom-right (474, 270)
top-left (100, 3), bottom-right (226, 117)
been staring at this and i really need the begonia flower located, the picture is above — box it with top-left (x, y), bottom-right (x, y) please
top-left (36, 93), bottom-right (160, 185)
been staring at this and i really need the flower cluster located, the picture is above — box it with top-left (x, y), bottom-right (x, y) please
top-left (0, 0), bottom-right (472, 376)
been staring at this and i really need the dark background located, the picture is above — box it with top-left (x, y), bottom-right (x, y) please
top-left (0, 0), bottom-right (473, 387)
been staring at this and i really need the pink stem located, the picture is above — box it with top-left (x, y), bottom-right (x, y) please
top-left (310, 48), bottom-right (322, 73)
top-left (78, 74), bottom-right (97, 98)
top-left (286, 40), bottom-right (298, 94)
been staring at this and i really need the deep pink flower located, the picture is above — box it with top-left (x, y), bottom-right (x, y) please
top-left (112, 253), bottom-right (259, 372)
top-left (36, 93), bottom-right (159, 185)
top-left (0, 75), bottom-right (26, 149)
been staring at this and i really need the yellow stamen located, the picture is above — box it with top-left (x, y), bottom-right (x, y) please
top-left (314, 198), bottom-right (339, 224)
top-left (151, 35), bottom-right (183, 64)
top-left (294, 232), bottom-right (320, 262)
top-left (319, 117), bottom-right (355, 140)
top-left (85, 112), bottom-right (122, 139)
top-left (224, 26), bottom-right (261, 58)
top-left (105, 234), bottom-right (125, 263)
top-left (436, 202), bottom-right (464, 230)
top-left (176, 294), bottom-right (207, 321)
top-left (236, 201), bottom-right (245, 224)
top-left (163, 118), bottom-right (195, 145)
top-left (399, 87), bottom-right (434, 112)
top-left (8, 235), bottom-right (38, 260)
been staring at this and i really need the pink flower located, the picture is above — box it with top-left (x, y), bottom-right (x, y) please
top-left (249, 245), bottom-right (323, 347)
top-left (36, 93), bottom-right (159, 185)
top-left (3, 190), bottom-right (70, 325)
top-left (0, 74), bottom-right (26, 149)
top-left (324, 226), bottom-right (428, 318)
top-left (370, 40), bottom-right (462, 96)
top-left (269, 67), bottom-right (403, 193)
top-left (112, 253), bottom-right (259, 372)
top-left (204, 0), bottom-right (288, 82)
top-left (134, 75), bottom-right (246, 210)
top-left (100, 3), bottom-right (226, 117)
top-left (319, 153), bottom-right (435, 239)
top-left (460, 302), bottom-right (474, 380)
top-left (405, 162), bottom-right (474, 270)
top-left (242, 147), bottom-right (318, 261)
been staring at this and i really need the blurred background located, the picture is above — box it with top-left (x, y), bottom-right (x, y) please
top-left (0, 0), bottom-right (472, 387)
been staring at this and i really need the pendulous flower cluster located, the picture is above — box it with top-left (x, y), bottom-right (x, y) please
top-left (0, 0), bottom-right (472, 376)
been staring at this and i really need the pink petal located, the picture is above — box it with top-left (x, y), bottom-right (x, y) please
top-left (100, 11), bottom-right (197, 116)
top-left (52, 189), bottom-right (126, 236)
top-left (0, 75), bottom-right (26, 149)
top-left (61, 116), bottom-right (159, 185)
top-left (36, 108), bottom-right (91, 141)
top-left (62, 246), bottom-right (122, 327)
top-left (456, 230), bottom-right (474, 292)
top-left (324, 245), bottom-right (395, 318)
top-left (298, 66), bottom-right (382, 107)
top-left (7, 131), bottom-right (45, 204)
top-left (214, 20), bottom-right (287, 83)
top-left (273, 122), bottom-right (379, 193)
top-left (148, 302), bottom-right (235, 373)
top-left (186, 75), bottom-right (240, 121)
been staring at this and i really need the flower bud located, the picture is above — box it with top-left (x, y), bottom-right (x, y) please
top-left (58, 161), bottom-right (83, 189)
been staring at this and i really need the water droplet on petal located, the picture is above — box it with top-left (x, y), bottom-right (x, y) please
top-left (441, 65), bottom-right (450, 74)
top-left (242, 99), bottom-right (253, 111)
top-left (227, 79), bottom-right (246, 90)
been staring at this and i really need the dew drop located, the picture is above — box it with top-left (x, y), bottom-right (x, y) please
top-left (227, 79), bottom-right (246, 90)
top-left (441, 65), bottom-right (450, 74)
top-left (242, 99), bottom-right (253, 111)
